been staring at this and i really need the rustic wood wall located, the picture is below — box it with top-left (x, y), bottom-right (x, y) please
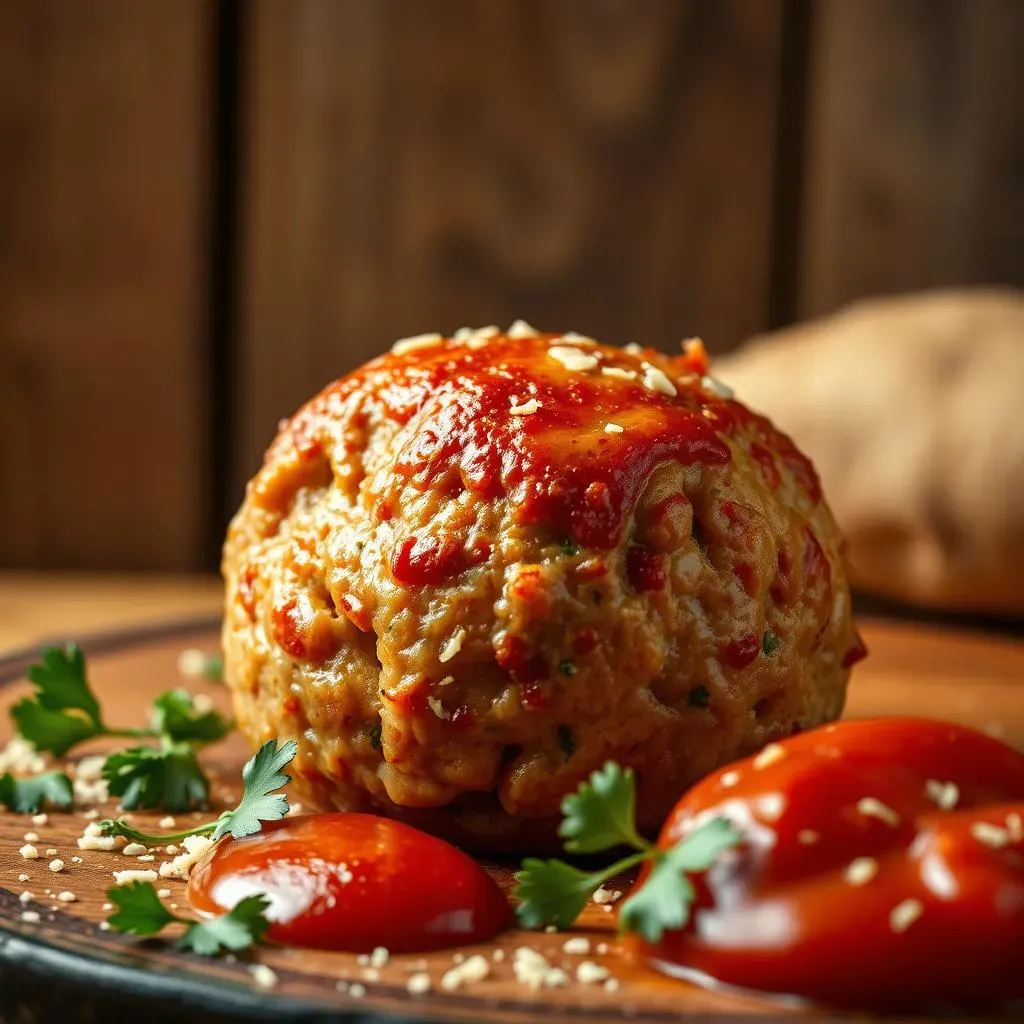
top-left (0, 0), bottom-right (1022, 571)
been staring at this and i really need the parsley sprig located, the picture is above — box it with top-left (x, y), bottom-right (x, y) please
top-left (514, 762), bottom-right (742, 943)
top-left (107, 881), bottom-right (271, 956)
top-left (99, 738), bottom-right (297, 845)
top-left (9, 645), bottom-right (231, 812)
top-left (0, 770), bottom-right (74, 813)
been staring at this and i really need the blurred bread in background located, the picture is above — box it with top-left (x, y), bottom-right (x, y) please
top-left (715, 290), bottom-right (1024, 617)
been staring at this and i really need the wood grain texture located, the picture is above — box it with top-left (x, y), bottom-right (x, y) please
top-left (233, 0), bottom-right (785, 494)
top-left (799, 0), bottom-right (1024, 317)
top-left (0, 0), bottom-right (212, 571)
top-left (2, 619), bottom-right (1024, 1021)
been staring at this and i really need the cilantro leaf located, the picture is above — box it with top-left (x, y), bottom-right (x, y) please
top-left (106, 882), bottom-right (271, 957)
top-left (10, 645), bottom-right (106, 755)
top-left (107, 880), bottom-right (179, 935)
top-left (514, 852), bottom-right (645, 930)
top-left (150, 689), bottom-right (231, 745)
top-left (0, 770), bottom-right (74, 813)
top-left (104, 743), bottom-right (209, 812)
top-left (559, 761), bottom-right (650, 854)
top-left (762, 630), bottom-right (781, 655)
top-left (619, 817), bottom-right (742, 943)
top-left (177, 894), bottom-right (271, 955)
top-left (212, 738), bottom-right (297, 840)
top-left (100, 737), bottom-right (298, 845)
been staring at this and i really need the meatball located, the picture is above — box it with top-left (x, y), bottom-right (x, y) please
top-left (223, 325), bottom-right (861, 852)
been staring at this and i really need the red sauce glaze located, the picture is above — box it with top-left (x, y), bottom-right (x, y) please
top-left (266, 333), bottom-right (826, 566)
top-left (627, 545), bottom-right (668, 593)
top-left (390, 533), bottom-right (468, 587)
top-left (187, 813), bottom-right (512, 953)
top-left (270, 595), bottom-right (337, 662)
top-left (749, 441), bottom-right (781, 491)
top-left (719, 632), bottom-right (761, 670)
top-left (635, 718), bottom-right (1024, 1012)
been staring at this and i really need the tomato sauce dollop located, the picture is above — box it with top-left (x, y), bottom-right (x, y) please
top-left (636, 718), bottom-right (1024, 1013)
top-left (187, 813), bottom-right (512, 952)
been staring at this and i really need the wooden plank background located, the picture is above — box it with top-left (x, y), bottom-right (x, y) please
top-left (0, 0), bottom-right (1022, 572)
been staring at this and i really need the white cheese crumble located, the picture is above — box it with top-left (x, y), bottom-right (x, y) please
top-left (889, 898), bottom-right (923, 933)
top-left (440, 953), bottom-right (490, 991)
top-left (48, 859), bottom-right (64, 873)
top-left (640, 362), bottom-right (676, 397)
top-left (426, 695), bottom-right (451, 721)
top-left (548, 345), bottom-right (599, 372)
top-left (507, 319), bottom-right (539, 338)
top-left (720, 771), bottom-right (740, 788)
top-left (249, 964), bottom-right (278, 990)
top-left (406, 972), bottom-right (432, 995)
top-left (509, 397), bottom-right (541, 415)
top-left (57, 891), bottom-right (76, 903)
top-left (604, 422), bottom-right (624, 433)
top-left (17, 874), bottom-right (29, 882)
top-left (438, 628), bottom-right (466, 664)
top-left (112, 869), bottom-right (159, 887)
top-left (44, 848), bottom-right (57, 857)
top-left (31, 813), bottom-right (48, 827)
top-left (512, 947), bottom-right (569, 990)
top-left (349, 983), bottom-right (366, 998)
top-left (562, 937), bottom-right (590, 955)
top-left (369, 946), bottom-right (390, 969)
top-left (158, 834), bottom-right (214, 880)
top-left (601, 366), bottom-right (637, 380)
top-left (19, 845), bottom-right (39, 860)
top-left (122, 843), bottom-right (148, 858)
top-left (924, 779), bottom-right (959, 811)
top-left (23, 832), bottom-right (39, 843)
top-left (577, 961), bottom-right (611, 985)
top-left (392, 332), bottom-right (443, 356)
top-left (856, 797), bottom-right (900, 827)
top-left (159, 816), bottom-right (177, 829)
top-left (78, 822), bottom-right (121, 852)
top-left (0, 737), bottom-right (47, 776)
top-left (701, 374), bottom-right (734, 399)
top-left (20, 911), bottom-right (40, 924)
top-left (844, 856), bottom-right (879, 887)
top-left (592, 886), bottom-right (622, 905)
top-left (752, 743), bottom-right (786, 770)
top-left (970, 821), bottom-right (1012, 849)
top-left (176, 648), bottom-right (211, 677)
top-left (18, 891), bottom-right (33, 904)
top-left (158, 888), bottom-right (172, 898)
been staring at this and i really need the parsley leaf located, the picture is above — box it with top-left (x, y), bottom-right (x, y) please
top-left (100, 738), bottom-right (297, 845)
top-left (150, 689), bottom-right (231, 745)
top-left (11, 645), bottom-right (106, 755)
top-left (103, 743), bottom-right (210, 812)
top-left (688, 685), bottom-right (711, 708)
top-left (0, 770), bottom-right (74, 813)
top-left (762, 630), bottom-right (781, 655)
top-left (107, 881), bottom-right (271, 957)
top-left (514, 852), bottom-right (647, 930)
top-left (619, 817), bottom-right (742, 943)
top-left (559, 761), bottom-right (650, 854)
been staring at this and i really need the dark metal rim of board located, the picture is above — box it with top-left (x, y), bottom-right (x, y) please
top-left (0, 615), bottom-right (988, 1024)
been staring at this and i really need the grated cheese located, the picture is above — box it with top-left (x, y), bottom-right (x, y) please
top-left (752, 743), bottom-right (786, 770)
top-left (548, 345), bottom-right (599, 373)
top-left (924, 779), bottom-right (959, 811)
top-left (856, 797), bottom-right (900, 827)
top-left (604, 422), bottom-right (624, 433)
top-left (601, 366), bottom-right (637, 381)
top-left (249, 964), bottom-right (278, 990)
top-left (577, 961), bottom-right (611, 985)
top-left (440, 953), bottom-right (490, 991)
top-left (507, 319), bottom-right (539, 338)
top-left (640, 362), bottom-right (676, 397)
top-left (889, 898), bottom-right (923, 933)
top-left (509, 397), bottom-right (541, 416)
top-left (406, 972), bottom-right (432, 995)
top-left (844, 856), bottom-right (879, 886)
top-left (391, 332), bottom-right (443, 356)
top-left (438, 628), bottom-right (466, 663)
top-left (971, 821), bottom-right (1012, 849)
top-left (112, 869), bottom-right (159, 887)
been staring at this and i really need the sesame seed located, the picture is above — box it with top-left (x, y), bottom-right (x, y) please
top-left (31, 814), bottom-right (49, 827)
top-left (19, 846), bottom-right (38, 860)
top-left (971, 821), bottom-right (1012, 849)
top-left (249, 964), bottom-right (278, 990)
top-left (601, 366), bottom-right (637, 381)
top-left (509, 397), bottom-right (541, 415)
top-left (753, 743), bottom-right (786, 770)
top-left (438, 628), bottom-right (466, 663)
top-left (604, 422), bottom-right (624, 433)
top-left (406, 972), bottom-right (432, 995)
top-left (889, 898), bottom-right (923, 933)
top-left (48, 860), bottom-right (64, 873)
top-left (924, 779), bottom-right (959, 810)
top-left (57, 891), bottom-right (76, 903)
top-left (562, 937), bottom-right (590, 955)
top-left (701, 374), bottom-right (734, 399)
top-left (797, 829), bottom-right (820, 845)
top-left (577, 961), bottom-right (611, 985)
top-left (507, 319), bottom-right (539, 338)
top-left (640, 363), bottom-right (677, 396)
top-left (720, 770), bottom-right (740, 788)
top-left (844, 857), bottom-right (879, 886)
top-left (391, 332), bottom-right (443, 356)
top-left (857, 797), bottom-right (900, 827)
top-left (548, 345), bottom-right (599, 373)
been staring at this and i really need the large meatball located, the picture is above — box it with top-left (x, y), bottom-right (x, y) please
top-left (223, 325), bottom-right (862, 852)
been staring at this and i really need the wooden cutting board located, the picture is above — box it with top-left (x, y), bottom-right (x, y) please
top-left (1, 616), bottom-right (1023, 1023)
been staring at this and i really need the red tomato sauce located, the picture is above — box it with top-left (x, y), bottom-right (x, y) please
top-left (635, 718), bottom-right (1024, 1012)
top-left (262, 332), bottom-right (819, 582)
top-left (187, 813), bottom-right (512, 953)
